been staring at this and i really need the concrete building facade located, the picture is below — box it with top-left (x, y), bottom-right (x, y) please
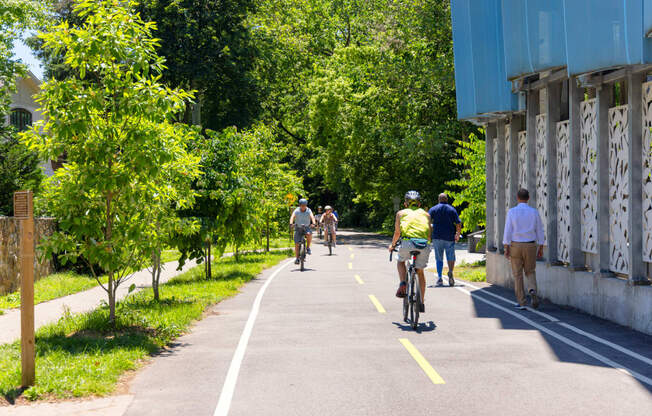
top-left (451, 0), bottom-right (652, 334)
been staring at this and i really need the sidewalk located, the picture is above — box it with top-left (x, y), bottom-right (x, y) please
top-left (0, 260), bottom-right (197, 345)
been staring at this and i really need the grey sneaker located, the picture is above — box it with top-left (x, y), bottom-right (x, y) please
top-left (529, 289), bottom-right (540, 309)
top-left (436, 278), bottom-right (443, 287)
top-left (294, 258), bottom-right (300, 265)
top-left (448, 270), bottom-right (455, 287)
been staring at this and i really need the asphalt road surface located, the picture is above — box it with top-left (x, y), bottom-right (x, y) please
top-left (124, 230), bottom-right (652, 416)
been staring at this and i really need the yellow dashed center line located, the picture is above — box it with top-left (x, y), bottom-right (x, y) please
top-left (350, 253), bottom-right (355, 259)
top-left (348, 247), bottom-right (353, 252)
top-left (354, 274), bottom-right (364, 284)
top-left (368, 295), bottom-right (386, 313)
top-left (348, 262), bottom-right (353, 270)
top-left (398, 338), bottom-right (445, 385)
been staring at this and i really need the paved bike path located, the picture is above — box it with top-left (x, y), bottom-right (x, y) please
top-left (119, 231), bottom-right (651, 416)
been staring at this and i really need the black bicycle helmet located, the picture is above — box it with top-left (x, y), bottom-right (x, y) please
top-left (404, 190), bottom-right (421, 206)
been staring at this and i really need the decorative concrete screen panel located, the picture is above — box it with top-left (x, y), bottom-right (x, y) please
top-left (493, 137), bottom-right (499, 247)
top-left (557, 121), bottom-right (571, 263)
top-left (505, 123), bottom-right (511, 213)
top-left (608, 105), bottom-right (630, 275)
top-left (580, 99), bottom-right (598, 254)
top-left (536, 114), bottom-right (548, 245)
top-left (643, 82), bottom-right (652, 263)
top-left (518, 131), bottom-right (527, 189)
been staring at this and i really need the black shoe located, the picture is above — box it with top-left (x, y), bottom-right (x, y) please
top-left (419, 302), bottom-right (425, 313)
top-left (514, 303), bottom-right (526, 310)
top-left (529, 290), bottom-right (540, 309)
top-left (294, 258), bottom-right (300, 265)
top-left (447, 270), bottom-right (455, 287)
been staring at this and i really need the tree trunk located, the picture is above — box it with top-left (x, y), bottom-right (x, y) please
top-left (191, 80), bottom-right (202, 126)
top-left (207, 241), bottom-right (212, 279)
top-left (108, 272), bottom-right (116, 324)
top-left (152, 249), bottom-right (161, 301)
top-left (266, 216), bottom-right (270, 252)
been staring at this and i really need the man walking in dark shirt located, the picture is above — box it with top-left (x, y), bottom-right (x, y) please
top-left (428, 193), bottom-right (462, 287)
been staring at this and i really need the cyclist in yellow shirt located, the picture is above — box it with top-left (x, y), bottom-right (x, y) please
top-left (388, 191), bottom-right (432, 312)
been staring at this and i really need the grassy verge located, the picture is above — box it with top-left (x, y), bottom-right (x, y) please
top-left (160, 237), bottom-right (291, 264)
top-left (0, 250), bottom-right (291, 402)
top-left (426, 260), bottom-right (487, 282)
top-left (0, 273), bottom-right (106, 311)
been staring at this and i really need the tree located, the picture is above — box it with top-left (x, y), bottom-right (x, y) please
top-left (237, 124), bottom-right (303, 251)
top-left (446, 132), bottom-right (486, 233)
top-left (0, 0), bottom-right (45, 216)
top-left (136, 0), bottom-right (260, 130)
top-left (22, 0), bottom-right (201, 323)
top-left (0, 134), bottom-right (43, 216)
top-left (250, 0), bottom-right (479, 226)
top-left (0, 0), bottom-right (44, 121)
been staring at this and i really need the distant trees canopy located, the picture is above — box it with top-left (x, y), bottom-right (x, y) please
top-left (250, 0), bottom-right (481, 228)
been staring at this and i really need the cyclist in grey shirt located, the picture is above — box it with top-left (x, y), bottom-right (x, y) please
top-left (290, 198), bottom-right (316, 264)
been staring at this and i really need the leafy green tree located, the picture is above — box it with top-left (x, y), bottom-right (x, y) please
top-left (446, 132), bottom-right (486, 233)
top-left (0, 134), bottom-right (43, 216)
top-left (251, 0), bottom-right (479, 226)
top-left (0, 0), bottom-right (45, 216)
top-left (0, 0), bottom-right (44, 118)
top-left (141, 123), bottom-right (201, 301)
top-left (136, 0), bottom-right (260, 130)
top-left (235, 124), bottom-right (303, 252)
top-left (22, 0), bottom-right (200, 322)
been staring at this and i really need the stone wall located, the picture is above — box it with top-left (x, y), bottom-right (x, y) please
top-left (0, 217), bottom-right (56, 295)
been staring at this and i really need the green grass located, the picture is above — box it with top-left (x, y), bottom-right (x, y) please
top-left (427, 260), bottom-right (487, 282)
top-left (160, 238), bottom-right (291, 264)
top-left (0, 273), bottom-right (105, 311)
top-left (0, 250), bottom-right (291, 402)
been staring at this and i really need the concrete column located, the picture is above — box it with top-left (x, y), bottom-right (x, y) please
top-left (486, 123), bottom-right (496, 251)
top-left (496, 119), bottom-right (507, 254)
top-left (546, 82), bottom-right (561, 264)
top-left (526, 90), bottom-right (539, 208)
top-left (627, 72), bottom-right (647, 283)
top-left (596, 85), bottom-right (612, 274)
top-left (509, 116), bottom-right (522, 208)
top-left (568, 78), bottom-right (584, 269)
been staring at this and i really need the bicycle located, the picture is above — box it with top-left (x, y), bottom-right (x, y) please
top-left (391, 244), bottom-right (422, 330)
top-left (324, 224), bottom-right (334, 255)
top-left (294, 224), bottom-right (311, 271)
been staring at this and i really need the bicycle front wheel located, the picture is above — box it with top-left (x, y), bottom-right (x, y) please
top-left (300, 242), bottom-right (306, 271)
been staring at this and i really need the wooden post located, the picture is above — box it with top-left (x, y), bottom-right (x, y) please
top-left (14, 190), bottom-right (35, 387)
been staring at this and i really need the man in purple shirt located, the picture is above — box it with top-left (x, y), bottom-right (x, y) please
top-left (503, 188), bottom-right (545, 310)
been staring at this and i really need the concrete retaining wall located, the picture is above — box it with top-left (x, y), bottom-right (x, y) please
top-left (0, 217), bottom-right (56, 295)
top-left (487, 251), bottom-right (652, 335)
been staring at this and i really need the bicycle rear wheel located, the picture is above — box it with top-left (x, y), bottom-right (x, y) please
top-left (409, 274), bottom-right (416, 326)
top-left (413, 275), bottom-right (421, 330)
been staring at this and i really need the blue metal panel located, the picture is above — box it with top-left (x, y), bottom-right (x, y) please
top-left (563, 0), bottom-right (652, 76)
top-left (451, 0), bottom-right (517, 120)
top-left (646, 0), bottom-right (652, 38)
top-left (502, 0), bottom-right (567, 80)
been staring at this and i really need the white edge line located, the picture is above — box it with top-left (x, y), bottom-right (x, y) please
top-left (448, 276), bottom-right (652, 367)
top-left (453, 284), bottom-right (652, 387)
top-left (213, 259), bottom-right (294, 416)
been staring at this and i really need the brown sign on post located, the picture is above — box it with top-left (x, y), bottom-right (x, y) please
top-left (13, 191), bottom-right (31, 218)
top-left (15, 190), bottom-right (35, 387)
